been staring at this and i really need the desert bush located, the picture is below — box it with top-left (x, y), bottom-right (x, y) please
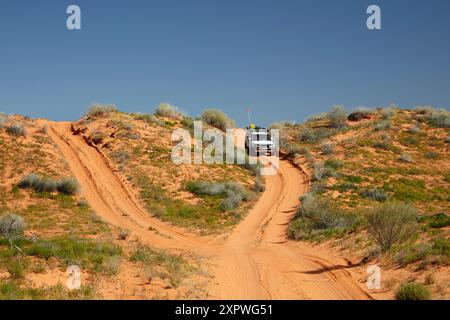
top-left (415, 105), bottom-right (436, 115)
top-left (181, 116), bottom-right (195, 131)
top-left (410, 124), bottom-right (421, 133)
top-left (110, 150), bottom-right (130, 163)
top-left (426, 108), bottom-right (450, 128)
top-left (426, 213), bottom-right (450, 229)
top-left (187, 180), bottom-right (226, 196)
top-left (298, 127), bottom-right (317, 143)
top-left (425, 151), bottom-right (439, 159)
top-left (18, 173), bottom-right (57, 193)
top-left (18, 173), bottom-right (79, 195)
top-left (154, 103), bottom-right (184, 120)
top-left (86, 104), bottom-right (117, 117)
top-left (399, 153), bottom-right (413, 163)
top-left (432, 237), bottom-right (450, 257)
top-left (187, 180), bottom-right (252, 211)
top-left (367, 202), bottom-right (418, 252)
top-left (6, 125), bottom-right (26, 137)
top-left (320, 142), bottom-right (334, 155)
top-left (252, 178), bottom-right (266, 192)
top-left (288, 193), bottom-right (359, 240)
top-left (123, 132), bottom-right (140, 140)
top-left (0, 213), bottom-right (25, 242)
top-left (56, 178), bottom-right (79, 195)
top-left (326, 105), bottom-right (348, 128)
top-left (361, 188), bottom-right (388, 202)
top-left (38, 125), bottom-right (48, 134)
top-left (395, 282), bottom-right (430, 300)
top-left (313, 163), bottom-right (325, 181)
top-left (90, 132), bottom-right (105, 145)
top-left (117, 229), bottom-right (128, 240)
top-left (201, 109), bottom-right (236, 131)
top-left (394, 243), bottom-right (431, 266)
top-left (286, 144), bottom-right (310, 158)
top-left (134, 113), bottom-right (166, 126)
top-left (380, 107), bottom-right (396, 120)
top-left (324, 158), bottom-right (343, 170)
top-left (374, 120), bottom-right (392, 131)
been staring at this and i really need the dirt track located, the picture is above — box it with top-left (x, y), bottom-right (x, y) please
top-left (48, 122), bottom-right (371, 300)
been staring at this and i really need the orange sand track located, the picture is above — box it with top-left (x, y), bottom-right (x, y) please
top-left (48, 121), bottom-right (371, 300)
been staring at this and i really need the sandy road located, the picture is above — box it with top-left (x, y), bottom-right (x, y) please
top-left (48, 122), bottom-right (371, 300)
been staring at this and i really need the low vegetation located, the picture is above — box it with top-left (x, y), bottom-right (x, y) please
top-left (201, 109), bottom-right (236, 131)
top-left (154, 103), bottom-right (185, 120)
top-left (367, 202), bottom-right (418, 252)
top-left (395, 282), bottom-right (431, 300)
top-left (187, 180), bottom-right (255, 211)
top-left (130, 245), bottom-right (192, 288)
top-left (18, 173), bottom-right (79, 195)
top-left (85, 104), bottom-right (118, 118)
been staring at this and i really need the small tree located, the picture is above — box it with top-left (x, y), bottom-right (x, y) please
top-left (367, 202), bottom-right (418, 252)
top-left (0, 213), bottom-right (25, 251)
top-left (327, 105), bottom-right (348, 128)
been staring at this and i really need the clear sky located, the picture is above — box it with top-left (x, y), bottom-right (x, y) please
top-left (1, 0), bottom-right (449, 126)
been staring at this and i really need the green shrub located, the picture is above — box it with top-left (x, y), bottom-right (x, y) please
top-left (381, 107), bottom-right (396, 120)
top-left (90, 132), bottom-right (105, 145)
top-left (313, 163), bottom-right (325, 181)
top-left (367, 202), bottom-right (418, 252)
top-left (425, 151), bottom-right (439, 159)
top-left (324, 158), bottom-right (343, 170)
top-left (320, 142), bottom-right (334, 155)
top-left (361, 188), bottom-right (388, 202)
top-left (0, 213), bottom-right (25, 242)
top-left (253, 178), bottom-right (265, 192)
top-left (134, 113), bottom-right (166, 126)
top-left (432, 237), bottom-right (450, 257)
top-left (18, 173), bottom-right (79, 195)
top-left (86, 104), bottom-right (117, 117)
top-left (201, 109), bottom-right (236, 131)
top-left (187, 180), bottom-right (252, 212)
top-left (374, 120), bottom-right (392, 131)
top-left (56, 178), bottom-right (79, 195)
top-left (154, 103), bottom-right (184, 119)
top-left (415, 106), bottom-right (436, 115)
top-left (395, 282), bottom-right (430, 300)
top-left (6, 125), bottom-right (26, 137)
top-left (394, 243), bottom-right (431, 266)
top-left (327, 105), bottom-right (348, 128)
top-left (298, 127), bottom-right (317, 143)
top-left (288, 193), bottom-right (359, 240)
top-left (25, 237), bottom-right (122, 272)
top-left (110, 150), bottom-right (130, 163)
top-left (5, 257), bottom-right (28, 279)
top-left (286, 144), bottom-right (310, 158)
top-left (427, 213), bottom-right (450, 228)
top-left (426, 108), bottom-right (450, 128)
top-left (130, 245), bottom-right (190, 288)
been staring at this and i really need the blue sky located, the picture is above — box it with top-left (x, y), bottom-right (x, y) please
top-left (1, 0), bottom-right (449, 126)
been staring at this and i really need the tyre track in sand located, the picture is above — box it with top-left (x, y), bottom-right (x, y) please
top-left (48, 122), bottom-right (371, 300)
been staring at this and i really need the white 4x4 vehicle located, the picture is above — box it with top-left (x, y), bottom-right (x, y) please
top-left (245, 127), bottom-right (274, 156)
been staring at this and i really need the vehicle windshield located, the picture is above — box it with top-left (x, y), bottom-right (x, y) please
top-left (251, 132), bottom-right (272, 141)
